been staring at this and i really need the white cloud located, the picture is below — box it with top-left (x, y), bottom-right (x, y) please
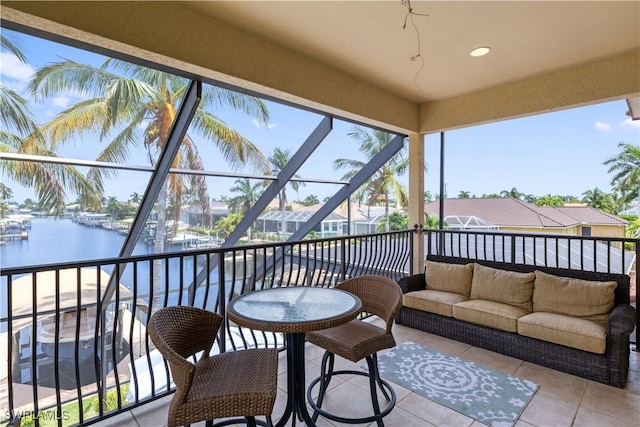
top-left (594, 121), bottom-right (612, 132)
top-left (0, 52), bottom-right (34, 82)
top-left (52, 95), bottom-right (71, 109)
top-left (252, 118), bottom-right (277, 129)
top-left (43, 90), bottom-right (90, 115)
top-left (621, 117), bottom-right (640, 129)
top-left (1, 78), bottom-right (26, 93)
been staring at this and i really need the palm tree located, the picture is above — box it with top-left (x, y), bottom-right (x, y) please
top-left (457, 190), bottom-right (471, 199)
top-left (228, 178), bottom-right (264, 241)
top-left (1, 36), bottom-right (98, 214)
top-left (604, 142), bottom-right (640, 206)
top-left (500, 187), bottom-right (523, 199)
top-left (0, 181), bottom-right (12, 218)
top-left (0, 183), bottom-right (13, 202)
top-left (581, 188), bottom-right (617, 214)
top-left (29, 57), bottom-right (270, 308)
top-left (268, 148), bottom-right (302, 209)
top-left (535, 194), bottom-right (564, 206)
top-left (228, 178), bottom-right (264, 214)
top-left (424, 213), bottom-right (447, 230)
top-left (128, 192), bottom-right (141, 204)
top-left (268, 148), bottom-right (303, 238)
top-left (298, 194), bottom-right (319, 206)
top-left (335, 126), bottom-right (409, 232)
top-left (29, 58), bottom-right (270, 252)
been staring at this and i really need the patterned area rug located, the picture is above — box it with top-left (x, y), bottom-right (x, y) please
top-left (373, 342), bottom-right (538, 427)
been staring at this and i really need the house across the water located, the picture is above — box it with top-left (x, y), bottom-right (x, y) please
top-left (426, 197), bottom-right (628, 238)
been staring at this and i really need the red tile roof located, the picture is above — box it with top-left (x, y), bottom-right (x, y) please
top-left (424, 198), bottom-right (627, 228)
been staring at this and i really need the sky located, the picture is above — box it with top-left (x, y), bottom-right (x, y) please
top-left (1, 27), bottom-right (639, 206)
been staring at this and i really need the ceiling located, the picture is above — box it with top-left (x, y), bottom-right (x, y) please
top-left (2, 1), bottom-right (638, 133)
top-left (184, 1), bottom-right (640, 104)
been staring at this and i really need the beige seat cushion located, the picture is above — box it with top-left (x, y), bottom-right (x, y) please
top-left (518, 312), bottom-right (607, 354)
top-left (425, 261), bottom-right (474, 297)
top-left (470, 264), bottom-right (535, 311)
top-left (403, 290), bottom-right (468, 317)
top-left (533, 270), bottom-right (617, 327)
top-left (453, 299), bottom-right (529, 332)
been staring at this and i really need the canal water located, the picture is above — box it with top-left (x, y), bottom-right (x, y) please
top-left (0, 217), bottom-right (221, 322)
top-left (0, 216), bottom-right (152, 268)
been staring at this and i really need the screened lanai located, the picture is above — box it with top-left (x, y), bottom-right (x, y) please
top-left (0, 3), bottom-right (639, 426)
top-left (444, 215), bottom-right (498, 231)
top-left (256, 210), bottom-right (346, 238)
top-left (2, 1), bottom-right (639, 272)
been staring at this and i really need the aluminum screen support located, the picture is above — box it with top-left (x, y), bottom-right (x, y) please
top-left (251, 133), bottom-right (406, 282)
top-left (288, 134), bottom-right (405, 241)
top-left (187, 116), bottom-right (333, 299)
top-left (222, 115), bottom-right (332, 248)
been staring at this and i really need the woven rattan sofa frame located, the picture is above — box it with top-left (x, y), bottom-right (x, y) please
top-left (396, 255), bottom-right (637, 388)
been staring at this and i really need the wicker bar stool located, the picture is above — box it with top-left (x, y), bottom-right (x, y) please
top-left (306, 275), bottom-right (403, 426)
top-left (148, 306), bottom-right (278, 427)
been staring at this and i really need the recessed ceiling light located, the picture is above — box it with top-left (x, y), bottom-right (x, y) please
top-left (469, 46), bottom-right (491, 57)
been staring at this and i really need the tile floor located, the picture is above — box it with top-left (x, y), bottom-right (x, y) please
top-left (97, 320), bottom-right (640, 427)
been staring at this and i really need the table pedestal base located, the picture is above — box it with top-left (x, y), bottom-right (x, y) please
top-left (276, 333), bottom-right (315, 427)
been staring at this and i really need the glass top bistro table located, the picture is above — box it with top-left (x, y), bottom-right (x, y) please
top-left (227, 286), bottom-right (362, 427)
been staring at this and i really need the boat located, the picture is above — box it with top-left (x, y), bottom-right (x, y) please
top-left (75, 213), bottom-right (111, 227)
top-left (3, 268), bottom-right (136, 390)
top-left (0, 218), bottom-right (28, 240)
top-left (36, 307), bottom-right (115, 363)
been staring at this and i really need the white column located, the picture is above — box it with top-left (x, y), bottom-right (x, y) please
top-left (408, 133), bottom-right (425, 274)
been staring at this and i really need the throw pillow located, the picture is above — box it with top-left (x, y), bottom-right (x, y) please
top-left (532, 270), bottom-right (617, 326)
top-left (470, 263), bottom-right (535, 312)
top-left (425, 261), bottom-right (474, 297)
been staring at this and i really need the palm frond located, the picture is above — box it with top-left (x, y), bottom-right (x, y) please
top-left (0, 86), bottom-right (38, 135)
top-left (87, 112), bottom-right (144, 189)
top-left (103, 77), bottom-right (157, 128)
top-left (192, 110), bottom-right (268, 171)
top-left (0, 131), bottom-right (30, 151)
top-left (103, 58), bottom-right (188, 91)
top-left (39, 98), bottom-right (109, 148)
top-left (603, 142), bottom-right (640, 196)
top-left (29, 60), bottom-right (118, 101)
top-left (1, 34), bottom-right (28, 63)
top-left (3, 156), bottom-right (98, 213)
top-left (201, 86), bottom-right (270, 125)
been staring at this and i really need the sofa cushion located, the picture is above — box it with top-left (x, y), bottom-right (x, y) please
top-left (518, 312), bottom-right (607, 354)
top-left (453, 300), bottom-right (529, 332)
top-left (470, 263), bottom-right (535, 312)
top-left (425, 261), bottom-right (474, 297)
top-left (533, 270), bottom-right (617, 327)
top-left (403, 290), bottom-right (469, 317)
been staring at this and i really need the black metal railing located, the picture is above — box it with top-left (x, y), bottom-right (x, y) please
top-left (1, 228), bottom-right (637, 426)
top-left (425, 229), bottom-right (638, 275)
top-left (0, 230), bottom-right (413, 426)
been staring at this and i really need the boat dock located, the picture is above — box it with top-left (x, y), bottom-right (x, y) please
top-left (0, 217), bottom-right (30, 241)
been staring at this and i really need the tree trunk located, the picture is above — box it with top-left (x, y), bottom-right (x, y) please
top-left (384, 192), bottom-right (390, 232)
top-left (151, 181), bottom-right (168, 310)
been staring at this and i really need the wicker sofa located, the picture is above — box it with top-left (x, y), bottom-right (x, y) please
top-left (396, 255), bottom-right (637, 388)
